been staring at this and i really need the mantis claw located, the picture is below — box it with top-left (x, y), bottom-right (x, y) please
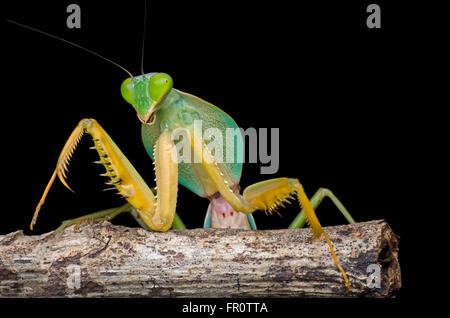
top-left (32, 118), bottom-right (178, 232)
top-left (31, 121), bottom-right (87, 229)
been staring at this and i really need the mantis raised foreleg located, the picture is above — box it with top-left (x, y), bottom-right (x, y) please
top-left (32, 118), bottom-right (182, 232)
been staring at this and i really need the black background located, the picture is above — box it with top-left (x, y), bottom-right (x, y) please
top-left (2, 0), bottom-right (434, 312)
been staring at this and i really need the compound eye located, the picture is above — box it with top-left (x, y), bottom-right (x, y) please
top-left (148, 73), bottom-right (173, 101)
top-left (120, 77), bottom-right (134, 105)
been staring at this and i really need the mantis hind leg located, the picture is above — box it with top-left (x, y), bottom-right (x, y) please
top-left (288, 187), bottom-right (355, 229)
top-left (32, 118), bottom-right (180, 232)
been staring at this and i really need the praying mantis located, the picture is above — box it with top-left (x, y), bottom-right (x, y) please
top-left (9, 12), bottom-right (356, 291)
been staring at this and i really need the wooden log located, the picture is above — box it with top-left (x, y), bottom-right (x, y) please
top-left (0, 220), bottom-right (400, 298)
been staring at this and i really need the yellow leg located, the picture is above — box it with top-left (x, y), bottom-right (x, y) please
top-left (190, 131), bottom-right (351, 289)
top-left (32, 118), bottom-right (178, 232)
top-left (246, 179), bottom-right (352, 289)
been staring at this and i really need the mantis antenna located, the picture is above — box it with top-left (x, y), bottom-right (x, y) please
top-left (140, 0), bottom-right (148, 75)
top-left (7, 19), bottom-right (134, 78)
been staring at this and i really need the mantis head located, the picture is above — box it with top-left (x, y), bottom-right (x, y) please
top-left (121, 73), bottom-right (173, 125)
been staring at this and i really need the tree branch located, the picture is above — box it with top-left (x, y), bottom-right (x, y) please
top-left (0, 220), bottom-right (400, 297)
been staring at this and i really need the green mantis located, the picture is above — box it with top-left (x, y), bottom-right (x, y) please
top-left (10, 15), bottom-right (356, 290)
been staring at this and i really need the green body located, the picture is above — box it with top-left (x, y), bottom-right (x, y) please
top-left (141, 89), bottom-right (243, 197)
top-left (121, 72), bottom-right (254, 229)
top-left (123, 72), bottom-right (244, 198)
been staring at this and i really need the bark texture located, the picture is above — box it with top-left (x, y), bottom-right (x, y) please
top-left (0, 220), bottom-right (400, 298)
